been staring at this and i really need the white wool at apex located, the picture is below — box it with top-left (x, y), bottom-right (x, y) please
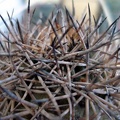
top-left (0, 0), bottom-right (26, 32)
top-left (0, 0), bottom-right (60, 32)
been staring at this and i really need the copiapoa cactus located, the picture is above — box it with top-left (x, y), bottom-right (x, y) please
top-left (0, 0), bottom-right (120, 120)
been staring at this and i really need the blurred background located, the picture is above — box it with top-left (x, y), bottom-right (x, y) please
top-left (0, 0), bottom-right (120, 32)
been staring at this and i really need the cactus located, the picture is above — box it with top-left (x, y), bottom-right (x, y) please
top-left (0, 1), bottom-right (120, 120)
